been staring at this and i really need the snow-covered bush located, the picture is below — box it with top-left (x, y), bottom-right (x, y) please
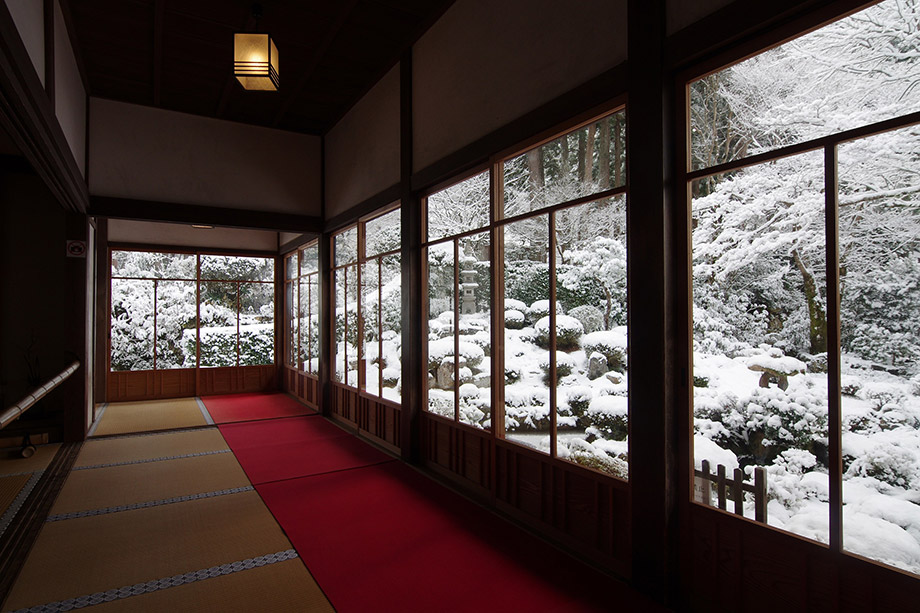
top-left (504, 309), bottom-right (526, 330)
top-left (584, 395), bottom-right (628, 441)
top-left (534, 315), bottom-right (584, 351)
top-left (582, 329), bottom-right (627, 372)
top-left (427, 337), bottom-right (485, 371)
top-left (559, 437), bottom-right (628, 479)
top-left (527, 299), bottom-right (563, 323)
top-left (539, 352), bottom-right (574, 386)
top-left (568, 305), bottom-right (604, 334)
top-left (845, 442), bottom-right (920, 489)
top-left (563, 386), bottom-right (592, 418)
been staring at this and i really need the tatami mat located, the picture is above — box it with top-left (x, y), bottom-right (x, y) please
top-left (3, 491), bottom-right (292, 610)
top-left (91, 398), bottom-right (208, 437)
top-left (0, 474), bottom-right (31, 519)
top-left (50, 453), bottom-right (251, 516)
top-left (0, 443), bottom-right (60, 476)
top-left (79, 559), bottom-right (333, 613)
top-left (75, 428), bottom-right (228, 468)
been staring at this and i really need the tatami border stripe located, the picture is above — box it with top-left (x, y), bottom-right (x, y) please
top-left (11, 548), bottom-right (299, 612)
top-left (195, 397), bottom-right (215, 425)
top-left (0, 472), bottom-right (42, 538)
top-left (88, 426), bottom-right (215, 441)
top-left (45, 486), bottom-right (254, 522)
top-left (73, 448), bottom-right (232, 471)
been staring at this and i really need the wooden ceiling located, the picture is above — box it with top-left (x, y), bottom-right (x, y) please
top-left (64, 0), bottom-right (454, 135)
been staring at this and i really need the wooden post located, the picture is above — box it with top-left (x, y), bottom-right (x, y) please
top-left (733, 467), bottom-right (744, 516)
top-left (716, 464), bottom-right (727, 511)
top-left (755, 466), bottom-right (768, 523)
top-left (699, 460), bottom-right (712, 505)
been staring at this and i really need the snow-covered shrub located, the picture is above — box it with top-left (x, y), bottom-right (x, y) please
top-left (504, 309), bottom-right (526, 330)
top-left (505, 298), bottom-right (528, 313)
top-left (527, 300), bottom-right (564, 323)
top-left (764, 449), bottom-right (825, 510)
top-left (563, 386), bottom-right (592, 418)
top-left (858, 382), bottom-right (908, 411)
top-left (559, 438), bottom-right (628, 479)
top-left (427, 337), bottom-right (485, 371)
top-left (504, 365), bottom-right (521, 384)
top-left (582, 329), bottom-right (627, 372)
top-left (568, 305), bottom-right (604, 334)
top-left (841, 375), bottom-right (862, 397)
top-left (504, 261), bottom-right (549, 311)
top-left (584, 395), bottom-right (628, 441)
top-left (806, 352), bottom-right (828, 373)
top-left (190, 324), bottom-right (274, 367)
top-left (534, 315), bottom-right (584, 351)
top-left (539, 353), bottom-right (574, 386)
top-left (845, 444), bottom-right (918, 489)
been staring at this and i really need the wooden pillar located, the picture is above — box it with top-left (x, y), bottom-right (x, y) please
top-left (627, 0), bottom-right (679, 604)
top-left (63, 211), bottom-right (89, 440)
top-left (399, 50), bottom-right (422, 463)
top-left (94, 218), bottom-right (108, 406)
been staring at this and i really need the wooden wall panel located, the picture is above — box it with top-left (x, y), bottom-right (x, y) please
top-left (687, 505), bottom-right (920, 612)
top-left (283, 368), bottom-right (320, 409)
top-left (106, 368), bottom-right (195, 402)
top-left (330, 384), bottom-right (401, 452)
top-left (420, 413), bottom-right (628, 575)
top-left (197, 365), bottom-right (276, 396)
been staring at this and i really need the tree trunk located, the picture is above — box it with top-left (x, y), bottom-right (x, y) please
top-left (604, 286), bottom-right (612, 330)
top-left (584, 123), bottom-right (596, 183)
top-left (598, 119), bottom-right (610, 189)
top-left (613, 114), bottom-right (623, 187)
top-left (560, 134), bottom-right (570, 180)
top-left (577, 131), bottom-right (586, 182)
top-left (792, 249), bottom-right (827, 354)
top-left (526, 147), bottom-right (544, 206)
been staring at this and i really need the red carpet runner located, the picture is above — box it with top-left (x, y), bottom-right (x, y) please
top-left (202, 392), bottom-right (315, 424)
top-left (216, 394), bottom-right (664, 612)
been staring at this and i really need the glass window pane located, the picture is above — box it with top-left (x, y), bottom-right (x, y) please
top-left (307, 274), bottom-right (320, 375)
top-left (285, 254), bottom-right (297, 280)
top-left (334, 269), bottom-right (346, 383)
top-left (199, 281), bottom-right (239, 367)
top-left (692, 150), bottom-right (828, 542)
top-left (689, 0), bottom-right (920, 171)
top-left (366, 207), bottom-right (401, 257)
top-left (554, 195), bottom-right (628, 479)
top-left (427, 242), bottom-right (456, 419)
top-left (301, 242), bottom-right (319, 275)
top-left (335, 227), bottom-right (358, 266)
top-left (112, 251), bottom-right (196, 280)
top-left (503, 216), bottom-right (551, 451)
top-left (110, 279), bottom-right (154, 371)
top-left (503, 110), bottom-right (626, 218)
top-left (427, 171), bottom-right (490, 243)
top-left (458, 232), bottom-right (490, 429)
top-left (286, 280), bottom-right (298, 368)
top-left (239, 282), bottom-right (274, 366)
top-left (380, 254), bottom-right (402, 403)
top-left (363, 261), bottom-right (381, 395)
top-left (839, 125), bottom-right (920, 575)
top-left (155, 280), bottom-right (197, 369)
top-left (200, 255), bottom-right (273, 282)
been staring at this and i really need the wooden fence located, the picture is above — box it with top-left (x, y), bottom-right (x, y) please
top-left (694, 460), bottom-right (768, 523)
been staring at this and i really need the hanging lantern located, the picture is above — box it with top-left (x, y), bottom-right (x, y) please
top-left (234, 33), bottom-right (279, 91)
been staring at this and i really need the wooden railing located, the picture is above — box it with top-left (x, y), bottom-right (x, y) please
top-left (694, 459), bottom-right (768, 523)
top-left (0, 360), bottom-right (80, 430)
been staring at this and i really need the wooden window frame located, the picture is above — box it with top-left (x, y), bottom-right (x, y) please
top-left (678, 0), bottom-right (920, 567)
top-left (108, 247), bottom-right (276, 373)
top-left (420, 102), bottom-right (629, 481)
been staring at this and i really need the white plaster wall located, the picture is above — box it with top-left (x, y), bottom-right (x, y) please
top-left (54, 0), bottom-right (85, 176)
top-left (108, 219), bottom-right (279, 252)
top-left (4, 0), bottom-right (44, 85)
top-left (413, 0), bottom-right (627, 173)
top-left (324, 65), bottom-right (400, 220)
top-left (89, 98), bottom-right (322, 216)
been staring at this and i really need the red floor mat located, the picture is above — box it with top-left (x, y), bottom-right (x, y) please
top-left (219, 415), bottom-right (343, 450)
top-left (257, 461), bottom-right (663, 613)
top-left (219, 417), bottom-right (393, 484)
top-left (201, 392), bottom-right (314, 424)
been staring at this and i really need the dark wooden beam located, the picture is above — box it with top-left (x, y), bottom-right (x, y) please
top-left (271, 0), bottom-right (359, 128)
top-left (152, 0), bottom-right (164, 106)
top-left (89, 195), bottom-right (322, 233)
top-left (627, 0), bottom-right (678, 605)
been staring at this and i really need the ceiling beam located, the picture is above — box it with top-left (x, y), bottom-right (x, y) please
top-left (271, 0), bottom-right (360, 129)
top-left (152, 0), bottom-right (164, 106)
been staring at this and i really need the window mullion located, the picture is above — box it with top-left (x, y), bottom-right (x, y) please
top-left (825, 143), bottom-right (843, 553)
